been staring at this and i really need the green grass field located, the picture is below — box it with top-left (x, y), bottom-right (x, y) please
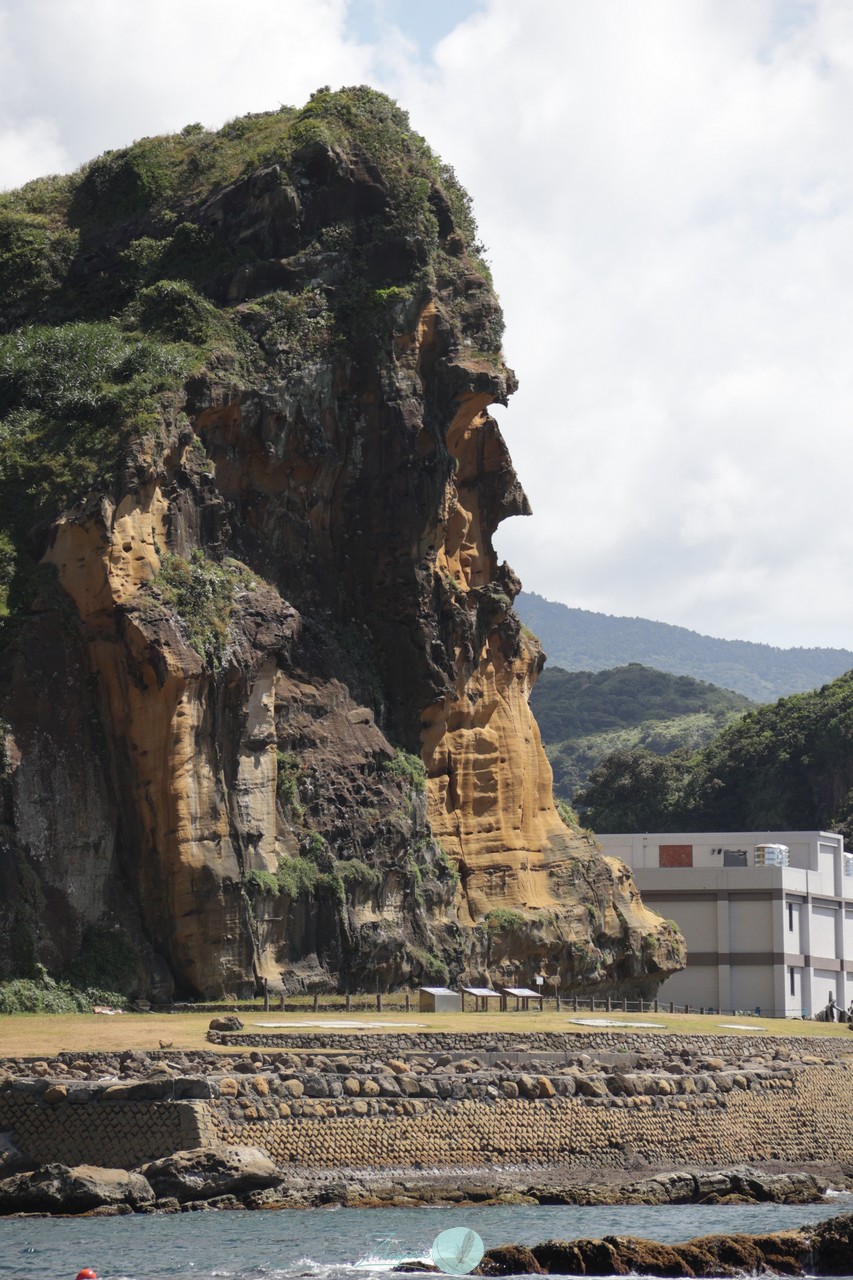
top-left (1, 1008), bottom-right (852, 1059)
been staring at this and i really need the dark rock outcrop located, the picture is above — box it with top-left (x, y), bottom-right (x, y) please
top-left (472, 1213), bottom-right (853, 1277)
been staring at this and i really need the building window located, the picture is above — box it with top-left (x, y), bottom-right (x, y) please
top-left (789, 966), bottom-right (796, 996)
top-left (788, 902), bottom-right (794, 932)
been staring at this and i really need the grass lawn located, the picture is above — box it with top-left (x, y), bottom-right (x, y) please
top-left (1, 1008), bottom-right (852, 1059)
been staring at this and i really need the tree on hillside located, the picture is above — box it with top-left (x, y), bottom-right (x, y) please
top-left (576, 672), bottom-right (853, 839)
top-left (575, 749), bottom-right (692, 832)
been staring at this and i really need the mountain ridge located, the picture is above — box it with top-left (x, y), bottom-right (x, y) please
top-left (516, 591), bottom-right (853, 702)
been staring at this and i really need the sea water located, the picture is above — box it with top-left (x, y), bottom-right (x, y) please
top-left (1, 1199), bottom-right (851, 1280)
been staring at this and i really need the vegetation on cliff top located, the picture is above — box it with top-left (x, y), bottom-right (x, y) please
top-left (0, 85), bottom-right (497, 645)
top-left (576, 669), bottom-right (853, 839)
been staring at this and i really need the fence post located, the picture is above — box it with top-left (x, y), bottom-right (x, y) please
top-left (345, 992), bottom-right (351, 1012)
top-left (313, 992), bottom-right (319, 1013)
top-left (555, 991), bottom-right (561, 1011)
top-left (622, 997), bottom-right (628, 1013)
top-left (377, 988), bottom-right (383, 1013)
top-left (654, 998), bottom-right (659, 1013)
top-left (606, 995), bottom-right (612, 1013)
top-left (405, 992), bottom-right (411, 1013)
top-left (639, 998), bottom-right (644, 1014)
top-left (573, 995), bottom-right (578, 1012)
top-left (279, 993), bottom-right (286, 1012)
top-left (263, 978), bottom-right (270, 1012)
top-left (669, 1000), bottom-right (674, 1014)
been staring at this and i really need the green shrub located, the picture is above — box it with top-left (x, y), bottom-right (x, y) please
top-left (434, 844), bottom-right (460, 885)
top-left (0, 320), bottom-right (189, 530)
top-left (275, 750), bottom-right (304, 817)
top-left (485, 907), bottom-right (526, 932)
top-left (408, 945), bottom-right (449, 985)
top-left (0, 532), bottom-right (14, 618)
top-left (556, 800), bottom-right (581, 830)
top-left (383, 748), bottom-right (427, 793)
top-left (71, 141), bottom-right (176, 228)
top-left (245, 869), bottom-right (279, 895)
top-left (303, 831), bottom-right (330, 864)
top-left (0, 967), bottom-right (128, 1014)
top-left (146, 551), bottom-right (252, 666)
top-left (236, 288), bottom-right (333, 376)
top-left (134, 280), bottom-right (222, 344)
top-left (337, 858), bottom-right (381, 889)
top-left (0, 211), bottom-right (78, 309)
top-left (246, 855), bottom-right (319, 900)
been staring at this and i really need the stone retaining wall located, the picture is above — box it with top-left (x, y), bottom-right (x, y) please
top-left (3, 1033), bottom-right (852, 1174)
top-left (211, 1068), bottom-right (853, 1170)
top-left (0, 1093), bottom-right (212, 1169)
top-left (207, 1029), bottom-right (849, 1058)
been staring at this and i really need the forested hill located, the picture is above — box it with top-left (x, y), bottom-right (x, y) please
top-left (530, 664), bottom-right (753, 805)
top-left (517, 592), bottom-right (853, 702)
top-left (574, 670), bottom-right (853, 840)
top-left (530, 664), bottom-right (752, 743)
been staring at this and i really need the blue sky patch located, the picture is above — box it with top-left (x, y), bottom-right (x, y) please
top-left (345, 0), bottom-right (484, 60)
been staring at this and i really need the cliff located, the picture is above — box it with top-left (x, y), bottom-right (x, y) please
top-left (0, 88), bottom-right (685, 1000)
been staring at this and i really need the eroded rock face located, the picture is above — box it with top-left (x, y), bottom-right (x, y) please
top-left (0, 88), bottom-right (684, 998)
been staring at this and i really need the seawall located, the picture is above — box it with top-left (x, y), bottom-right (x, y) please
top-left (2, 1032), bottom-right (851, 1176)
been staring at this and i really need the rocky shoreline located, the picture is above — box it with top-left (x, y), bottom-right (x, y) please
top-left (0, 1150), bottom-right (850, 1216)
top-left (2, 1155), bottom-right (853, 1279)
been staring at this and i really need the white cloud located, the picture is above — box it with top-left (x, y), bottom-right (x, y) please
top-left (0, 116), bottom-right (69, 190)
top-left (1, 0), bottom-right (852, 647)
top-left (0, 0), bottom-right (373, 170)
top-left (390, 0), bottom-right (853, 646)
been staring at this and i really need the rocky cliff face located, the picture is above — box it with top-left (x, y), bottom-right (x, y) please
top-left (0, 88), bottom-right (685, 999)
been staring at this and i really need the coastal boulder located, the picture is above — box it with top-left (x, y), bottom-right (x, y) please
top-left (477, 1245), bottom-right (544, 1275)
top-left (0, 1164), bottom-right (154, 1214)
top-left (209, 1016), bottom-right (244, 1033)
top-left (531, 1241), bottom-right (585, 1273)
top-left (137, 1145), bottom-right (279, 1204)
top-left (810, 1210), bottom-right (853, 1274)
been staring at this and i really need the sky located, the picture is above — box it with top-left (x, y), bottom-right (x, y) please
top-left (1, 0), bottom-right (852, 649)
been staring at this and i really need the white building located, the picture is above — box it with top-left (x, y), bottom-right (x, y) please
top-left (596, 830), bottom-right (853, 1019)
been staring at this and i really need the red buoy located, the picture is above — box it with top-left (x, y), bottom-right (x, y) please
top-left (76, 1270), bottom-right (97, 1279)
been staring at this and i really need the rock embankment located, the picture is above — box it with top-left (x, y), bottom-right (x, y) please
top-left (0, 1150), bottom-right (841, 1217)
